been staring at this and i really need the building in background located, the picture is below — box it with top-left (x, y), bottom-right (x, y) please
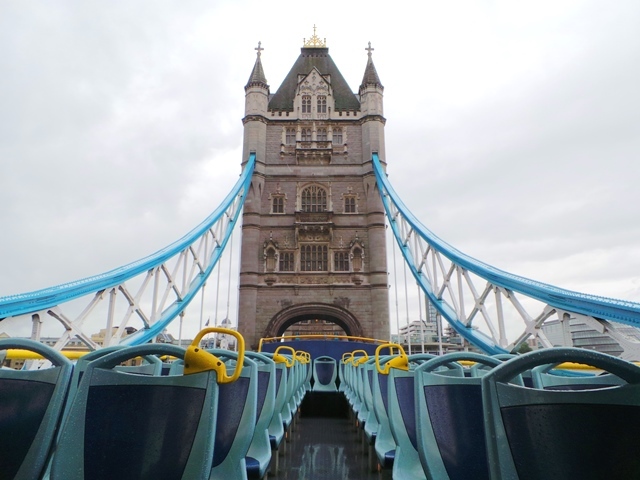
top-left (238, 30), bottom-right (390, 348)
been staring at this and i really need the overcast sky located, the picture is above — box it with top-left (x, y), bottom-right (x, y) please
top-left (1, 1), bottom-right (639, 339)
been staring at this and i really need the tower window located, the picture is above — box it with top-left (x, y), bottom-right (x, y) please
top-left (301, 185), bottom-right (327, 212)
top-left (317, 96), bottom-right (327, 113)
top-left (333, 129), bottom-right (343, 144)
top-left (301, 128), bottom-right (312, 142)
top-left (301, 245), bottom-right (328, 271)
top-left (279, 251), bottom-right (294, 271)
top-left (272, 195), bottom-right (285, 214)
top-left (334, 252), bottom-right (349, 271)
top-left (344, 196), bottom-right (356, 213)
top-left (317, 128), bottom-right (327, 142)
top-left (286, 128), bottom-right (296, 145)
top-left (302, 95), bottom-right (311, 114)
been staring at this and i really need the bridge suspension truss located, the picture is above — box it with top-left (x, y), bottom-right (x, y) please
top-left (372, 153), bottom-right (640, 360)
top-left (0, 154), bottom-right (255, 352)
top-left (3, 151), bottom-right (640, 360)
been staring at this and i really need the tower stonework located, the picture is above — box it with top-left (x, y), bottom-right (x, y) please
top-left (238, 34), bottom-right (390, 348)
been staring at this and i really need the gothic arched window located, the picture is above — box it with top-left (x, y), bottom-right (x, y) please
top-left (334, 252), bottom-right (349, 271)
top-left (317, 95), bottom-right (327, 113)
top-left (301, 128), bottom-right (312, 142)
top-left (301, 185), bottom-right (327, 212)
top-left (344, 196), bottom-right (356, 213)
top-left (302, 95), bottom-right (311, 114)
top-left (279, 252), bottom-right (294, 271)
top-left (333, 128), bottom-right (343, 144)
top-left (301, 245), bottom-right (328, 271)
top-left (285, 128), bottom-right (296, 145)
top-left (317, 128), bottom-right (327, 142)
top-left (272, 195), bottom-right (284, 214)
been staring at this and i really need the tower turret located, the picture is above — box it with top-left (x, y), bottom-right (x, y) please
top-left (242, 42), bottom-right (269, 167)
top-left (359, 42), bottom-right (385, 164)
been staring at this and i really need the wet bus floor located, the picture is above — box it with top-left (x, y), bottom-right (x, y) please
top-left (277, 416), bottom-right (392, 480)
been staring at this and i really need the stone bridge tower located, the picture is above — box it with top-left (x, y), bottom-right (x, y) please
top-left (238, 31), bottom-right (390, 348)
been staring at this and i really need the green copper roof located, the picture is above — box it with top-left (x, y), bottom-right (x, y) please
top-left (268, 47), bottom-right (360, 112)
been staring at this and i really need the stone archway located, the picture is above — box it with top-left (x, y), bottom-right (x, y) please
top-left (264, 303), bottom-right (363, 338)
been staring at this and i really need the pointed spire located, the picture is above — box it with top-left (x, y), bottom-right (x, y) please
top-left (303, 24), bottom-right (327, 48)
top-left (245, 41), bottom-right (268, 90)
top-left (360, 42), bottom-right (383, 89)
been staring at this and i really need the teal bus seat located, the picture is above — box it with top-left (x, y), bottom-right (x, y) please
top-left (483, 348), bottom-right (640, 480)
top-left (372, 355), bottom-right (397, 470)
top-left (294, 351), bottom-right (310, 405)
top-left (294, 358), bottom-right (305, 407)
top-left (41, 344), bottom-right (165, 477)
top-left (258, 352), bottom-right (288, 451)
top-left (531, 362), bottom-right (625, 390)
top-left (57, 345), bottom-right (125, 432)
top-left (415, 352), bottom-right (502, 480)
top-left (348, 351), bottom-right (369, 422)
top-left (0, 339), bottom-right (73, 480)
top-left (168, 358), bottom-right (185, 375)
top-left (51, 343), bottom-right (218, 480)
top-left (355, 360), bottom-right (369, 425)
top-left (281, 355), bottom-right (296, 429)
top-left (71, 346), bottom-right (163, 392)
top-left (338, 358), bottom-right (346, 392)
top-left (303, 355), bottom-right (313, 393)
top-left (205, 349), bottom-right (258, 480)
top-left (362, 358), bottom-right (379, 445)
top-left (385, 354), bottom-right (434, 480)
top-left (113, 353), bottom-right (163, 376)
top-left (244, 352), bottom-right (276, 480)
top-left (312, 356), bottom-right (338, 392)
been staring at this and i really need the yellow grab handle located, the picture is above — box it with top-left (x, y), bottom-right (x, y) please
top-left (351, 349), bottom-right (369, 366)
top-left (375, 343), bottom-right (408, 375)
top-left (342, 352), bottom-right (354, 364)
top-left (274, 345), bottom-right (295, 367)
top-left (184, 327), bottom-right (245, 384)
top-left (295, 351), bottom-right (310, 364)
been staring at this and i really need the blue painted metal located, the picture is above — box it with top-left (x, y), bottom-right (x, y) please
top-left (0, 154), bottom-right (256, 346)
top-left (372, 153), bottom-right (640, 353)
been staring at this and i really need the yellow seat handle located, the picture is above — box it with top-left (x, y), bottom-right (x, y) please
top-left (184, 327), bottom-right (245, 384)
top-left (375, 343), bottom-right (408, 375)
top-left (351, 349), bottom-right (369, 366)
top-left (342, 352), bottom-right (354, 365)
top-left (295, 351), bottom-right (310, 364)
top-left (274, 345), bottom-right (295, 367)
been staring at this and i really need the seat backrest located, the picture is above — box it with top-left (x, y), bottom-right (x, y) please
top-left (63, 346), bottom-right (164, 423)
top-left (312, 355), bottom-right (338, 392)
top-left (243, 351), bottom-right (276, 479)
top-left (483, 347), bottom-right (640, 480)
top-left (51, 343), bottom-right (219, 480)
top-left (0, 339), bottom-right (73, 480)
top-left (362, 358), bottom-right (378, 430)
top-left (415, 352), bottom-right (501, 480)
top-left (205, 349), bottom-right (258, 480)
top-left (532, 362), bottom-right (625, 390)
top-left (260, 352), bottom-right (289, 448)
top-left (387, 366), bottom-right (425, 479)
